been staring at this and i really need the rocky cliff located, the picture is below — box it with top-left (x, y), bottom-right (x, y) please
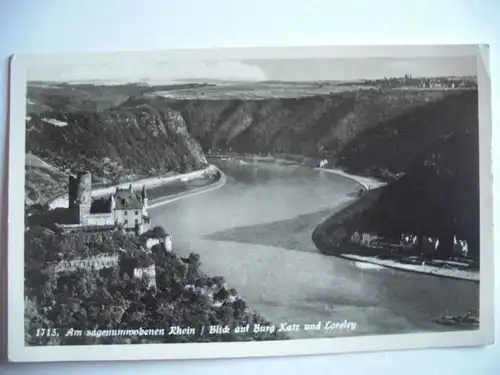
top-left (132, 89), bottom-right (451, 162)
top-left (26, 105), bottom-right (208, 188)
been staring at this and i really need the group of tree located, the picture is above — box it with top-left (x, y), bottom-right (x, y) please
top-left (24, 225), bottom-right (286, 346)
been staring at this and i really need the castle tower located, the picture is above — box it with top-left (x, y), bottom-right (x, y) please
top-left (141, 185), bottom-right (148, 211)
top-left (68, 171), bottom-right (92, 224)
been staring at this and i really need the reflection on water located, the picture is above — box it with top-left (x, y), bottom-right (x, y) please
top-left (218, 159), bottom-right (338, 186)
top-left (149, 160), bottom-right (479, 339)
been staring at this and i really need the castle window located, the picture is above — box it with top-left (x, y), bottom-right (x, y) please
top-left (135, 210), bottom-right (139, 215)
top-left (124, 220), bottom-right (128, 224)
top-left (135, 219), bottom-right (139, 224)
top-left (124, 211), bottom-right (128, 216)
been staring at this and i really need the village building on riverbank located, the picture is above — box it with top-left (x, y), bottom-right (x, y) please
top-left (349, 230), bottom-right (469, 256)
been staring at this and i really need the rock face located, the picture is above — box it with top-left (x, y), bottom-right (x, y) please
top-left (156, 89), bottom-right (451, 158)
top-left (25, 105), bottom-right (207, 185)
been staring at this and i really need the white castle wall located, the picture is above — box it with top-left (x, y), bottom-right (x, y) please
top-left (51, 254), bottom-right (119, 273)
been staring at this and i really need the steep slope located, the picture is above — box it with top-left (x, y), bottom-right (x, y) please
top-left (335, 90), bottom-right (478, 177)
top-left (313, 121), bottom-right (480, 262)
top-left (25, 154), bottom-right (69, 206)
top-left (24, 226), bottom-right (286, 345)
top-left (366, 125), bottom-right (480, 260)
top-left (124, 88), bottom-right (450, 157)
top-left (25, 106), bottom-right (208, 187)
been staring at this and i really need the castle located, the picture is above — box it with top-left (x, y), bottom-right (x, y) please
top-left (61, 171), bottom-right (151, 235)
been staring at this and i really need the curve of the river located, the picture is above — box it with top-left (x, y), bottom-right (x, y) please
top-left (149, 159), bottom-right (479, 339)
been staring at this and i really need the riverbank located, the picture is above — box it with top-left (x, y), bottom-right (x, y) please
top-left (311, 180), bottom-right (479, 282)
top-left (148, 168), bottom-right (227, 209)
top-left (49, 165), bottom-right (220, 209)
top-left (344, 254), bottom-right (479, 282)
top-left (209, 153), bottom-right (386, 191)
top-left (314, 167), bottom-right (387, 191)
top-left (148, 157), bottom-right (479, 337)
top-left (214, 154), bottom-right (478, 283)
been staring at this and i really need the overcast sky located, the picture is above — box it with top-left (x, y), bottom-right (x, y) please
top-left (27, 56), bottom-right (477, 83)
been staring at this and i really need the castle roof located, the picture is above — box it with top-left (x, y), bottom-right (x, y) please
top-left (113, 189), bottom-right (144, 210)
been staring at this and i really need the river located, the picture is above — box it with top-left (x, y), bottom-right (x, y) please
top-left (148, 159), bottom-right (479, 339)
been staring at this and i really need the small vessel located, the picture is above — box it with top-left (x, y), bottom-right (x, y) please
top-left (436, 311), bottom-right (479, 328)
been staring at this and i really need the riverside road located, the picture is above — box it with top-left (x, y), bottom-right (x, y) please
top-left (149, 159), bottom-right (479, 339)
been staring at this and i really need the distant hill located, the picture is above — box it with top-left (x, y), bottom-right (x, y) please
top-left (25, 82), bottom-right (215, 113)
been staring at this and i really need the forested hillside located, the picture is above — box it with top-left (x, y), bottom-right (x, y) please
top-left (313, 92), bottom-right (480, 264)
top-left (25, 106), bottom-right (208, 187)
top-left (127, 88), bottom-right (449, 160)
top-left (24, 225), bottom-right (286, 345)
top-left (335, 91), bottom-right (478, 178)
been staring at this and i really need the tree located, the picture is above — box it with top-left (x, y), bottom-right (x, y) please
top-left (151, 226), bottom-right (167, 239)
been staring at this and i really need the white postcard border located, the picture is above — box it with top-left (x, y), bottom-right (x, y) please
top-left (7, 44), bottom-right (494, 363)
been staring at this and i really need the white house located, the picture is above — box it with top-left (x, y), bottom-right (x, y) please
top-left (133, 264), bottom-right (156, 288)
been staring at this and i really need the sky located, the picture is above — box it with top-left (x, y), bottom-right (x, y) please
top-left (26, 56), bottom-right (477, 83)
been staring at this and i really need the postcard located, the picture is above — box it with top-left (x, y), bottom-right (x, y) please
top-left (6, 45), bottom-right (494, 362)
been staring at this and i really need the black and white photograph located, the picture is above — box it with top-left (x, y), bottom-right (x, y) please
top-left (7, 45), bottom-right (494, 362)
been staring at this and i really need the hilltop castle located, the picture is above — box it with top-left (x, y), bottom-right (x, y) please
top-left (60, 171), bottom-right (151, 235)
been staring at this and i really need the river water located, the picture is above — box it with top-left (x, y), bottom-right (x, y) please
top-left (149, 159), bottom-right (479, 339)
